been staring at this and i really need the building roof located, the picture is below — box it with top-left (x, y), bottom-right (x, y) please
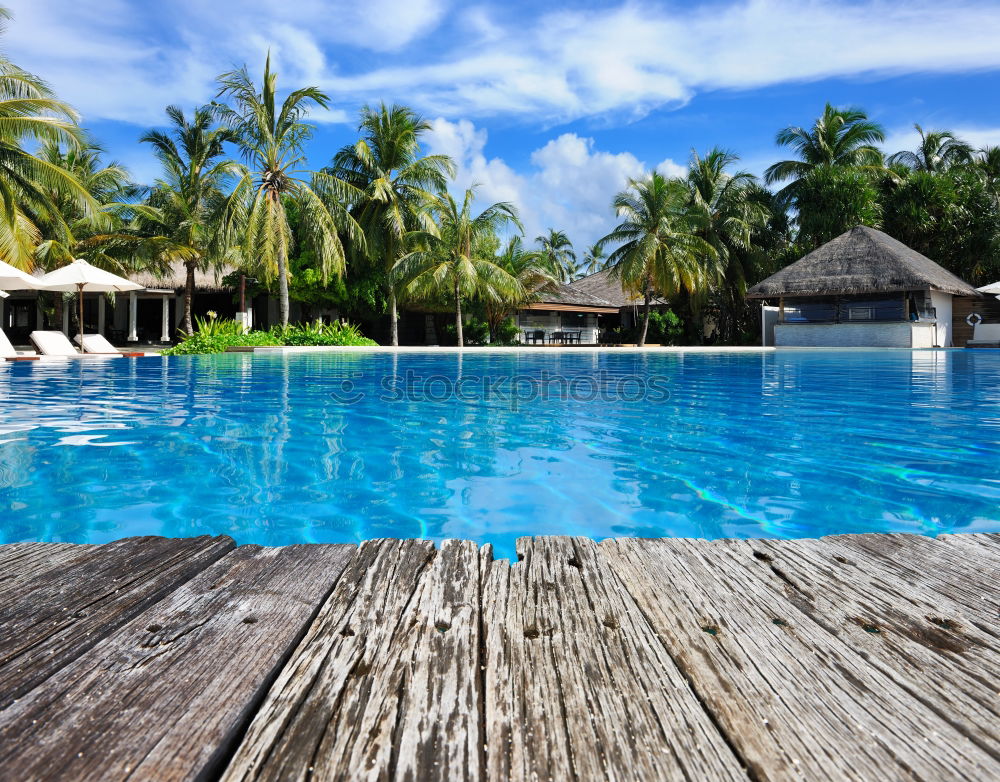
top-left (563, 268), bottom-right (667, 308)
top-left (129, 262), bottom-right (235, 293)
top-left (746, 226), bottom-right (979, 299)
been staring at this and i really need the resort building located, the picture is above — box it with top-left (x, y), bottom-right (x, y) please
top-left (514, 269), bottom-right (667, 345)
top-left (748, 226), bottom-right (980, 348)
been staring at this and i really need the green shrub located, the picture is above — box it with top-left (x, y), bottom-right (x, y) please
top-left (163, 319), bottom-right (376, 355)
top-left (492, 317), bottom-right (521, 346)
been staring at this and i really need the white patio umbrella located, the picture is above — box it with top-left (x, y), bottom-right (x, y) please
top-left (35, 259), bottom-right (143, 341)
top-left (977, 281), bottom-right (1000, 302)
top-left (0, 259), bottom-right (42, 292)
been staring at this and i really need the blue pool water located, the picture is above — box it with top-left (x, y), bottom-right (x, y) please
top-left (1, 349), bottom-right (999, 560)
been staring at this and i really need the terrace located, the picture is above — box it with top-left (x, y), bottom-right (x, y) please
top-left (1, 532), bottom-right (997, 780)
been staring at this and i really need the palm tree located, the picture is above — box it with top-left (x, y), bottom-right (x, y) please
top-left (596, 172), bottom-right (719, 347)
top-left (686, 147), bottom-right (770, 342)
top-left (0, 8), bottom-right (95, 270)
top-left (764, 103), bottom-right (885, 202)
top-left (141, 106), bottom-right (237, 334)
top-left (582, 243), bottom-right (607, 274)
top-left (482, 235), bottom-right (557, 340)
top-left (329, 103), bottom-right (454, 346)
top-left (395, 188), bottom-right (522, 347)
top-left (213, 55), bottom-right (363, 326)
top-left (32, 140), bottom-right (135, 269)
top-left (536, 228), bottom-right (576, 282)
top-left (888, 125), bottom-right (973, 173)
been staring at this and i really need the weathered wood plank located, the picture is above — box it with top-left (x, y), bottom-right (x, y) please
top-left (0, 543), bottom-right (95, 591)
top-left (747, 536), bottom-right (1000, 760)
top-left (0, 535), bottom-right (234, 707)
top-left (601, 536), bottom-right (1000, 781)
top-left (827, 533), bottom-right (1000, 633)
top-left (0, 543), bottom-right (354, 782)
top-left (482, 536), bottom-right (748, 782)
top-left (222, 538), bottom-right (481, 782)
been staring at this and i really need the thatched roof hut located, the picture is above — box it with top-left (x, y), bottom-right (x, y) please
top-left (129, 262), bottom-right (235, 293)
top-left (747, 226), bottom-right (979, 299)
top-left (565, 268), bottom-right (668, 308)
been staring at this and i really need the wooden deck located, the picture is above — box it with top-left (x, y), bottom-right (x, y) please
top-left (0, 533), bottom-right (997, 781)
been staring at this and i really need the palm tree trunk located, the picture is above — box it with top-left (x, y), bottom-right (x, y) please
top-left (388, 288), bottom-right (399, 346)
top-left (454, 280), bottom-right (464, 348)
top-left (183, 260), bottom-right (196, 336)
top-left (277, 244), bottom-right (290, 327)
top-left (638, 287), bottom-right (652, 347)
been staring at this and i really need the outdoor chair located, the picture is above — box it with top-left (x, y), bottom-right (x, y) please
top-left (75, 333), bottom-right (145, 357)
top-left (30, 331), bottom-right (119, 358)
top-left (1, 328), bottom-right (37, 361)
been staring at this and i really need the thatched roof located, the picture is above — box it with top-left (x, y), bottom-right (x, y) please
top-left (746, 226), bottom-right (979, 299)
top-left (564, 268), bottom-right (668, 308)
top-left (129, 262), bottom-right (235, 292)
top-left (536, 283), bottom-right (618, 309)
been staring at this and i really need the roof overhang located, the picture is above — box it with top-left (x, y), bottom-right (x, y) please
top-left (523, 303), bottom-right (618, 314)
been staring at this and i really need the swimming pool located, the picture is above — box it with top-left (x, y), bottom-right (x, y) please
top-left (1, 349), bottom-right (999, 560)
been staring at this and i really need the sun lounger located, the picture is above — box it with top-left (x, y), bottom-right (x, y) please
top-left (74, 333), bottom-right (145, 357)
top-left (1, 328), bottom-right (39, 361)
top-left (29, 330), bottom-right (126, 358)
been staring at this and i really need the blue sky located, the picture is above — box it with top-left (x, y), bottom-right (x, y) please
top-left (7, 0), bottom-right (1000, 248)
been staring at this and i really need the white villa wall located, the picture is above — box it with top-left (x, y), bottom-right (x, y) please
top-left (774, 322), bottom-right (937, 348)
top-left (929, 291), bottom-right (953, 347)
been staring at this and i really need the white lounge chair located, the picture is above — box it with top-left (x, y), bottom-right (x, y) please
top-left (29, 330), bottom-right (122, 358)
top-left (74, 333), bottom-right (144, 356)
top-left (1, 328), bottom-right (37, 361)
top-left (968, 323), bottom-right (1000, 348)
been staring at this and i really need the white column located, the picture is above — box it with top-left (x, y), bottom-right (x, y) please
top-left (128, 292), bottom-right (138, 342)
top-left (160, 295), bottom-right (170, 342)
top-left (62, 299), bottom-right (70, 335)
top-left (0, 296), bottom-right (5, 331)
top-left (98, 295), bottom-right (106, 335)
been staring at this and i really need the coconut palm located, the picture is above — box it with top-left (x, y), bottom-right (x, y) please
top-left (395, 188), bottom-right (523, 347)
top-left (596, 172), bottom-right (719, 347)
top-left (582, 243), bottom-right (607, 274)
top-left (141, 106), bottom-right (238, 334)
top-left (329, 103), bottom-right (454, 345)
top-left (31, 140), bottom-right (135, 269)
top-left (213, 55), bottom-right (363, 326)
top-left (536, 228), bottom-right (576, 282)
top-left (686, 147), bottom-right (770, 341)
top-left (0, 8), bottom-right (95, 270)
top-left (482, 235), bottom-right (558, 340)
top-left (888, 125), bottom-right (973, 173)
top-left (764, 104), bottom-right (885, 202)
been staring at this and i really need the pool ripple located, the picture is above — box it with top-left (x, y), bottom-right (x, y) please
top-left (2, 349), bottom-right (1000, 559)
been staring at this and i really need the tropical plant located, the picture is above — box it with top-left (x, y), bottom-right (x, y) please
top-left (596, 172), bottom-right (719, 347)
top-left (535, 228), bottom-right (577, 282)
top-left (329, 103), bottom-right (454, 345)
top-left (887, 125), bottom-right (973, 173)
top-left (0, 8), bottom-right (96, 270)
top-left (395, 188), bottom-right (523, 347)
top-left (582, 243), bottom-right (607, 273)
top-left (163, 317), bottom-right (376, 354)
top-left (685, 147), bottom-right (770, 342)
top-left (31, 140), bottom-right (136, 269)
top-left (481, 235), bottom-right (557, 340)
top-left (795, 166), bottom-right (883, 247)
top-left (764, 103), bottom-right (885, 202)
top-left (141, 106), bottom-right (237, 334)
top-left (213, 54), bottom-right (363, 326)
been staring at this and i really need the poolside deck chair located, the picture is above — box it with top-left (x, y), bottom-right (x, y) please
top-left (2, 328), bottom-right (38, 361)
top-left (74, 333), bottom-right (145, 357)
top-left (30, 330), bottom-right (123, 358)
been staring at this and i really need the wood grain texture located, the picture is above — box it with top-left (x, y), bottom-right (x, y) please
top-left (827, 533), bottom-right (1000, 632)
top-left (748, 536), bottom-right (1000, 760)
top-left (222, 538), bottom-right (482, 782)
top-left (600, 536), bottom-right (1000, 782)
top-left (482, 536), bottom-right (748, 782)
top-left (0, 543), bottom-right (95, 591)
top-left (0, 534), bottom-right (234, 707)
top-left (0, 543), bottom-right (354, 782)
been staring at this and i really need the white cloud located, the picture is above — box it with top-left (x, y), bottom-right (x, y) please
top-left (6, 1), bottom-right (1000, 128)
top-left (425, 119), bottom-right (682, 251)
